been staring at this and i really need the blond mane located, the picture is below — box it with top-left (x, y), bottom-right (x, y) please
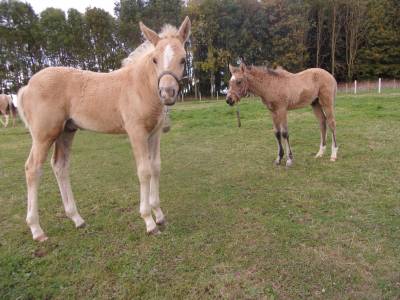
top-left (122, 24), bottom-right (180, 67)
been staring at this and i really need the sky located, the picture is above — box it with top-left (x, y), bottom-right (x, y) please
top-left (26, 0), bottom-right (117, 16)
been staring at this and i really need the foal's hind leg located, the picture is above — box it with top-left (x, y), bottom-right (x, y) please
top-left (323, 105), bottom-right (338, 161)
top-left (25, 139), bottom-right (53, 241)
top-left (51, 130), bottom-right (85, 228)
top-left (312, 101), bottom-right (327, 158)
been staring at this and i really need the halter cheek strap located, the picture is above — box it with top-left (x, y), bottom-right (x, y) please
top-left (240, 79), bottom-right (249, 97)
top-left (157, 71), bottom-right (182, 94)
top-left (230, 79), bottom-right (249, 99)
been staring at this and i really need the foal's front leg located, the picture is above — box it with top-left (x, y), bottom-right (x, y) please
top-left (148, 130), bottom-right (166, 226)
top-left (272, 111), bottom-right (284, 165)
top-left (128, 128), bottom-right (158, 235)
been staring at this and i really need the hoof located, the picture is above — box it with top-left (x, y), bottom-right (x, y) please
top-left (156, 218), bottom-right (166, 226)
top-left (315, 153), bottom-right (323, 158)
top-left (274, 159), bottom-right (281, 166)
top-left (286, 159), bottom-right (293, 167)
top-left (330, 157), bottom-right (337, 162)
top-left (156, 219), bottom-right (167, 231)
top-left (34, 234), bottom-right (48, 242)
top-left (76, 222), bottom-right (86, 229)
top-left (147, 227), bottom-right (161, 236)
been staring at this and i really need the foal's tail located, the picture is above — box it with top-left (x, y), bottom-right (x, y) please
top-left (17, 86), bottom-right (29, 129)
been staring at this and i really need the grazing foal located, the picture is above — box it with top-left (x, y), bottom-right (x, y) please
top-left (226, 63), bottom-right (338, 166)
top-left (18, 17), bottom-right (191, 241)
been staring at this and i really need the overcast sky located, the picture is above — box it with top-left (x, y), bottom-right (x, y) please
top-left (27, 0), bottom-right (116, 16)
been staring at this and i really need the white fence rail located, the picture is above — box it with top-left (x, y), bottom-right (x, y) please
top-left (338, 78), bottom-right (399, 94)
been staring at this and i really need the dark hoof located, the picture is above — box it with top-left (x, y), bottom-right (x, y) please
top-left (147, 227), bottom-right (161, 235)
top-left (77, 222), bottom-right (86, 229)
top-left (156, 218), bottom-right (166, 226)
top-left (156, 219), bottom-right (167, 231)
top-left (274, 160), bottom-right (281, 166)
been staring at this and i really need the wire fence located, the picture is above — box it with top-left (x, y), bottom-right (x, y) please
top-left (337, 78), bottom-right (400, 94)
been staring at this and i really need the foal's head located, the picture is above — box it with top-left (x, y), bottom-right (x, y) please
top-left (140, 17), bottom-right (191, 106)
top-left (226, 63), bottom-right (249, 106)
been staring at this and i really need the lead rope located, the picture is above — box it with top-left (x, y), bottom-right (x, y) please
top-left (236, 104), bottom-right (241, 128)
top-left (162, 106), bottom-right (171, 133)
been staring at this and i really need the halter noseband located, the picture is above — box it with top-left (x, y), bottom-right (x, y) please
top-left (157, 71), bottom-right (182, 94)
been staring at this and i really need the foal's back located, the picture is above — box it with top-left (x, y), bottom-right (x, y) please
top-left (21, 66), bottom-right (130, 134)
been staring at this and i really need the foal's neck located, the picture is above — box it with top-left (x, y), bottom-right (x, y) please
top-left (133, 56), bottom-right (160, 103)
top-left (246, 69), bottom-right (276, 99)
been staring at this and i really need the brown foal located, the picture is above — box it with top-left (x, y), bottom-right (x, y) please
top-left (226, 63), bottom-right (338, 166)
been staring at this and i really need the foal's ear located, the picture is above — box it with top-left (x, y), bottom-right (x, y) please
top-left (178, 16), bottom-right (191, 43)
top-left (139, 22), bottom-right (160, 46)
top-left (229, 64), bottom-right (237, 74)
top-left (240, 62), bottom-right (247, 72)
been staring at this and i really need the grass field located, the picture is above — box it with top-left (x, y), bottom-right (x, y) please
top-left (1, 93), bottom-right (399, 299)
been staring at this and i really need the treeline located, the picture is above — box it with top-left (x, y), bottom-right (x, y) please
top-left (1, 0), bottom-right (399, 96)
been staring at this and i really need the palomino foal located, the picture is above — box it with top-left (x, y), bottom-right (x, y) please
top-left (18, 17), bottom-right (191, 241)
top-left (0, 94), bottom-right (16, 127)
top-left (227, 63), bottom-right (338, 166)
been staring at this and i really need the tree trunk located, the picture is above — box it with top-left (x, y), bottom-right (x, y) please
top-left (316, 5), bottom-right (323, 68)
top-left (210, 72), bottom-right (215, 98)
top-left (330, 0), bottom-right (337, 76)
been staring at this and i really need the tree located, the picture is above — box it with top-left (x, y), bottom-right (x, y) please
top-left (0, 0), bottom-right (41, 92)
top-left (356, 0), bottom-right (400, 78)
top-left (266, 0), bottom-right (310, 71)
top-left (40, 8), bottom-right (68, 66)
top-left (114, 0), bottom-right (144, 52)
top-left (66, 8), bottom-right (90, 68)
top-left (343, 0), bottom-right (367, 80)
top-left (84, 7), bottom-right (122, 71)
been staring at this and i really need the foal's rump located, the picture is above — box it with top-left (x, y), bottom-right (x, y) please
top-left (289, 68), bottom-right (336, 109)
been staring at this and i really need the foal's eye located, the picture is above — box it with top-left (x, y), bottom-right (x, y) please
top-left (180, 58), bottom-right (186, 65)
top-left (153, 57), bottom-right (158, 64)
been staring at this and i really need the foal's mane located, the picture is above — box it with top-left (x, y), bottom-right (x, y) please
top-left (122, 25), bottom-right (179, 67)
top-left (248, 65), bottom-right (292, 78)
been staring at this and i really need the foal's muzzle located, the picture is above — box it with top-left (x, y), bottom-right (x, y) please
top-left (226, 96), bottom-right (234, 106)
top-left (159, 87), bottom-right (177, 106)
top-left (158, 71), bottom-right (181, 106)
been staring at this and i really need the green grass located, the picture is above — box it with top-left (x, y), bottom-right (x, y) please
top-left (1, 92), bottom-right (399, 299)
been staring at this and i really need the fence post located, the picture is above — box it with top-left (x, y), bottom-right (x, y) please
top-left (378, 78), bottom-right (381, 94)
top-left (354, 80), bottom-right (357, 94)
top-left (217, 91), bottom-right (219, 101)
top-left (199, 92), bottom-right (202, 102)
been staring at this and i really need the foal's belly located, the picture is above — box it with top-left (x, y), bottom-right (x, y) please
top-left (287, 88), bottom-right (318, 110)
top-left (72, 111), bottom-right (126, 134)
